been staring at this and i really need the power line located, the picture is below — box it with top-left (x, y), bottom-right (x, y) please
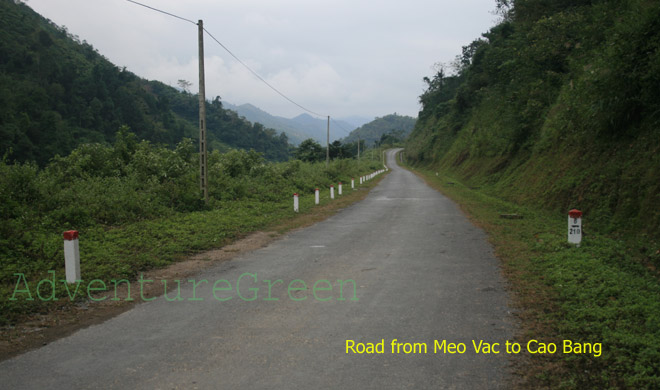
top-left (330, 118), bottom-right (353, 135)
top-left (125, 0), bottom-right (347, 131)
top-left (125, 0), bottom-right (196, 25)
top-left (202, 28), bottom-right (326, 118)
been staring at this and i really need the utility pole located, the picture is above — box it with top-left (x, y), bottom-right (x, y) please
top-left (326, 116), bottom-right (330, 168)
top-left (198, 20), bottom-right (208, 203)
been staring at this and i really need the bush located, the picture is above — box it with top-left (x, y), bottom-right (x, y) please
top-left (0, 138), bottom-right (384, 324)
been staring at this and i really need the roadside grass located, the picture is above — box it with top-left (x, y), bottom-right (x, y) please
top-left (1, 159), bottom-right (387, 326)
top-left (405, 164), bottom-right (660, 389)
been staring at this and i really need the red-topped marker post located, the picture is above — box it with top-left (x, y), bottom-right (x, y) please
top-left (63, 230), bottom-right (80, 283)
top-left (568, 209), bottom-right (582, 246)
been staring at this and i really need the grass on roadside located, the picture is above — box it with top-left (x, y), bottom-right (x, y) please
top-left (404, 164), bottom-right (660, 389)
top-left (1, 137), bottom-right (386, 326)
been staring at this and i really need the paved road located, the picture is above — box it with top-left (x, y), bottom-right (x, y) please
top-left (0, 149), bottom-right (514, 389)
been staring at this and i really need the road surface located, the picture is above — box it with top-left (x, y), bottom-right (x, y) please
top-left (0, 149), bottom-right (514, 389)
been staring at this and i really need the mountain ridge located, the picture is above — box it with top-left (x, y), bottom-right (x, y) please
top-left (224, 102), bottom-right (368, 145)
top-left (342, 114), bottom-right (416, 147)
top-left (0, 0), bottom-right (290, 163)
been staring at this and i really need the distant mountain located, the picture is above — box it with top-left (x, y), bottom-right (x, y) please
top-left (339, 115), bottom-right (373, 129)
top-left (342, 114), bottom-right (416, 147)
top-left (223, 103), bottom-right (308, 144)
top-left (288, 113), bottom-right (359, 144)
top-left (0, 1), bottom-right (290, 163)
top-left (225, 103), bottom-right (362, 145)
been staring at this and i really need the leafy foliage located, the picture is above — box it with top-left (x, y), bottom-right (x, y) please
top-left (342, 114), bottom-right (416, 147)
top-left (407, 0), bottom-right (660, 238)
top-left (0, 0), bottom-right (290, 164)
top-left (415, 168), bottom-right (660, 389)
top-left (294, 138), bottom-right (360, 162)
top-left (0, 136), bottom-right (382, 325)
top-left (406, 0), bottom-right (660, 386)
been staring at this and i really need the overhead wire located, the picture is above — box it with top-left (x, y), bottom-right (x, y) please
top-left (330, 118), bottom-right (352, 135)
top-left (125, 0), bottom-right (197, 25)
top-left (202, 28), bottom-right (327, 118)
top-left (124, 0), bottom-right (356, 138)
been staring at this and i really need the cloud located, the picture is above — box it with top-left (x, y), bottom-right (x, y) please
top-left (26, 0), bottom-right (498, 119)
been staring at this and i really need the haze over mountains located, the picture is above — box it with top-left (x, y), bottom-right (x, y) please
top-left (0, 0), bottom-right (411, 166)
top-left (223, 102), bottom-right (371, 145)
top-left (0, 0), bottom-right (295, 163)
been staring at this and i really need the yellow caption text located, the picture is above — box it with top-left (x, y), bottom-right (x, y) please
top-left (345, 339), bottom-right (602, 357)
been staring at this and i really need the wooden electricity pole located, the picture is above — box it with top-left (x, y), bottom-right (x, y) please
top-left (198, 19), bottom-right (208, 203)
top-left (326, 116), bottom-right (330, 168)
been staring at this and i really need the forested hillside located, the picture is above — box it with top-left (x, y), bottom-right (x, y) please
top-left (342, 114), bottom-right (416, 147)
top-left (407, 0), bottom-right (660, 238)
top-left (0, 0), bottom-right (290, 164)
top-left (223, 103), bottom-right (310, 145)
top-left (224, 103), bottom-right (362, 145)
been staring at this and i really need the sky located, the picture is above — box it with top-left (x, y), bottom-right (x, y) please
top-left (26, 0), bottom-right (499, 121)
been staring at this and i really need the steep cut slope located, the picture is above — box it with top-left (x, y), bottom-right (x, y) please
top-left (406, 0), bottom-right (660, 237)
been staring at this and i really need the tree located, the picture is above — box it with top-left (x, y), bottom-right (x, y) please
top-left (177, 79), bottom-right (192, 93)
top-left (295, 139), bottom-right (324, 162)
top-left (378, 130), bottom-right (405, 146)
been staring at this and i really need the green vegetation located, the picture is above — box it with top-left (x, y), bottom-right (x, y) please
top-left (405, 0), bottom-right (660, 387)
top-left (294, 138), bottom-right (361, 162)
top-left (408, 167), bottom-right (660, 389)
top-left (0, 0), bottom-right (290, 164)
top-left (407, 0), bottom-right (660, 239)
top-left (343, 114), bottom-right (416, 147)
top-left (0, 0), bottom-right (390, 327)
top-left (0, 132), bottom-right (383, 325)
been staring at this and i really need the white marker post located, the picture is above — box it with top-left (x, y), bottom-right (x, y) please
top-left (360, 177), bottom-right (363, 185)
top-left (568, 209), bottom-right (582, 246)
top-left (63, 230), bottom-right (80, 283)
top-left (338, 182), bottom-right (343, 195)
top-left (293, 193), bottom-right (299, 212)
top-left (330, 185), bottom-right (335, 199)
top-left (315, 188), bottom-right (320, 205)
top-left (351, 178), bottom-right (355, 189)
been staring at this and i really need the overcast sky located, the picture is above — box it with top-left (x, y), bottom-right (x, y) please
top-left (26, 0), bottom-right (498, 120)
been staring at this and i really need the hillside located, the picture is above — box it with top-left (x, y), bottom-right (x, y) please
top-left (224, 103), bottom-right (309, 145)
top-left (224, 103), bottom-right (366, 145)
top-left (0, 0), bottom-right (290, 163)
top-left (342, 114), bottom-right (416, 147)
top-left (404, 1), bottom-right (660, 386)
top-left (289, 113), bottom-right (354, 144)
top-left (406, 0), bottom-right (660, 238)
